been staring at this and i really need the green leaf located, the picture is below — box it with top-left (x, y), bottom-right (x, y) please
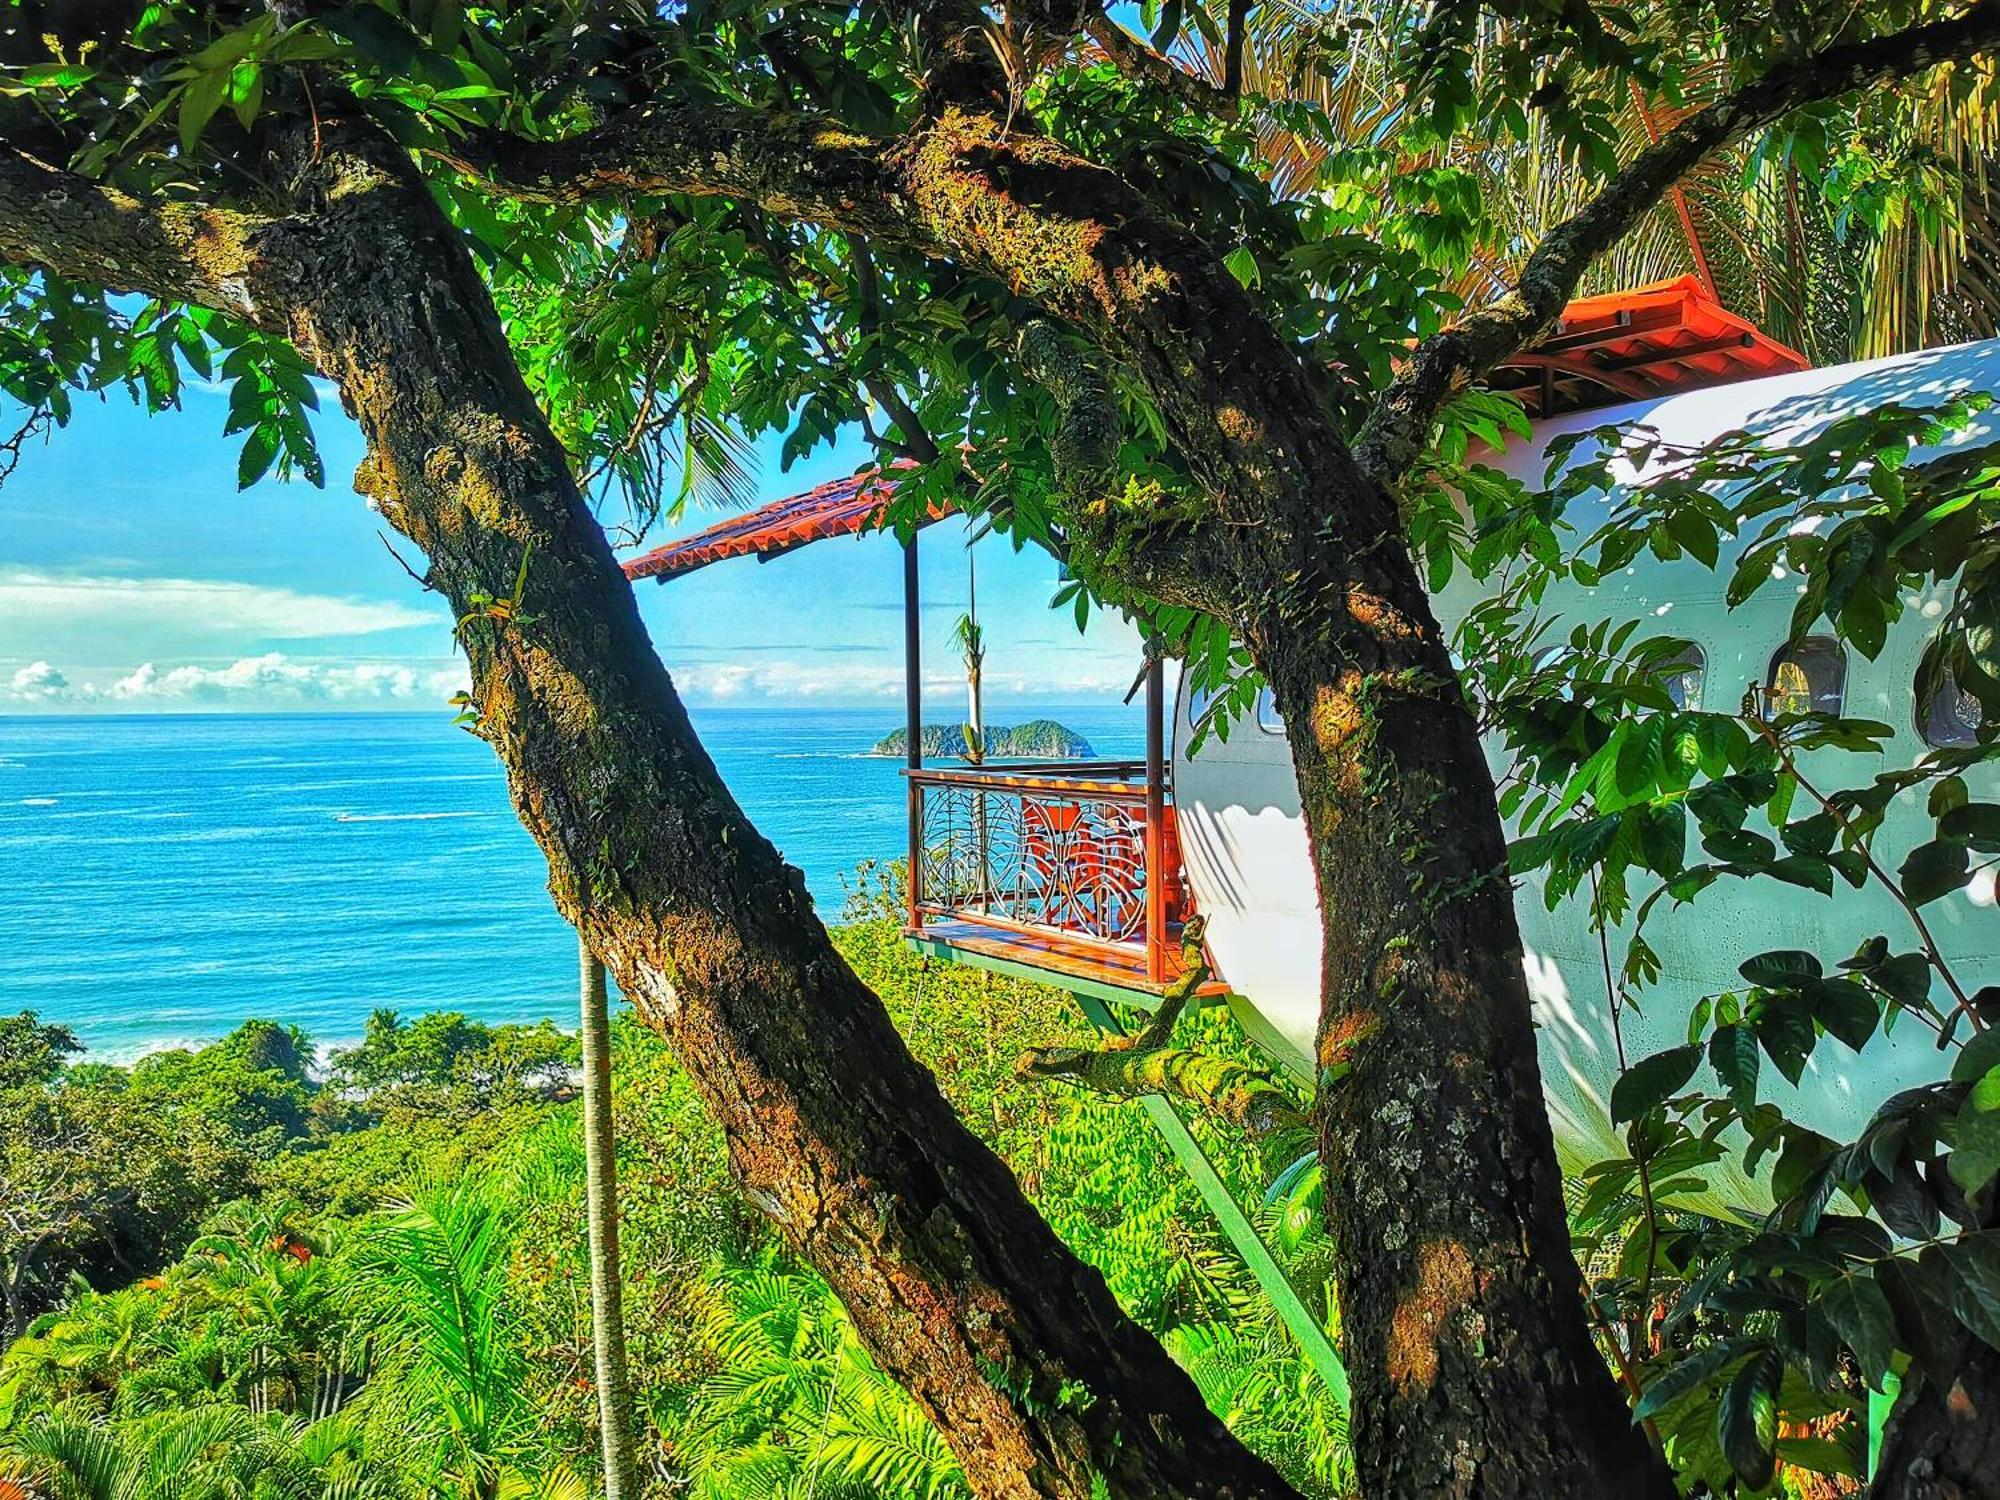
top-left (237, 426), bottom-right (279, 489)
top-left (179, 69), bottom-right (229, 155)
top-left (1741, 950), bottom-right (1822, 988)
top-left (1770, 854), bottom-right (1835, 894)
top-left (1934, 1234), bottom-right (2000, 1350)
top-left (1782, 811), bottom-right (1838, 856)
top-left (1755, 996), bottom-right (1817, 1086)
top-left (188, 16), bottom-right (270, 70)
top-left (1930, 776), bottom-right (1971, 818)
top-left (1953, 1029), bottom-right (2000, 1084)
top-left (1611, 1045), bottom-right (1702, 1125)
top-left (1950, 1067), bottom-right (2000, 1196)
top-left (1222, 245), bottom-right (1260, 290)
top-left (1808, 978), bottom-right (1879, 1052)
top-left (267, 29), bottom-right (346, 65)
top-left (1716, 1346), bottom-right (1782, 1489)
top-left (1816, 1274), bottom-right (1897, 1387)
top-left (1633, 1338), bottom-right (1746, 1422)
top-left (1665, 506), bottom-right (1719, 568)
top-left (1900, 839), bottom-right (1971, 906)
top-left (1767, 769), bottom-right (1797, 828)
top-left (326, 6), bottom-right (424, 70)
top-left (1709, 1024), bottom-right (1760, 1114)
top-left (229, 61), bottom-right (264, 130)
top-left (13, 62), bottom-right (98, 89)
top-left (1775, 1434), bottom-right (1861, 1480)
top-left (1940, 802), bottom-right (2000, 852)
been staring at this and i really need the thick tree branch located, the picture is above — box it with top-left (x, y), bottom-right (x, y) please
top-left (0, 147), bottom-right (289, 333)
top-left (1082, 12), bottom-right (1234, 114)
top-left (453, 104), bottom-right (903, 236)
top-left (1354, 1), bottom-right (2000, 483)
top-left (1020, 921), bottom-right (1300, 1135)
top-left (1021, 1041), bottom-right (1303, 1132)
top-left (466, 100), bottom-right (1332, 609)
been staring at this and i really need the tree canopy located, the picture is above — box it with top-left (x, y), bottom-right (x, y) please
top-left (3, 3), bottom-right (1998, 1498)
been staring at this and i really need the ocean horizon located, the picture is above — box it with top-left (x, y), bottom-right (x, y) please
top-left (0, 703), bottom-right (1145, 1062)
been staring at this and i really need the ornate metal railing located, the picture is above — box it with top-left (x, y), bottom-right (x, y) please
top-left (905, 761), bottom-right (1178, 980)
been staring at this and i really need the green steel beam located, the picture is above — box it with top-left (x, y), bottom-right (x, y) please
top-left (1868, 1372), bottom-right (1901, 1480)
top-left (1073, 992), bottom-right (1351, 1409)
top-left (906, 932), bottom-right (1348, 1405)
top-left (906, 934), bottom-right (1194, 1013)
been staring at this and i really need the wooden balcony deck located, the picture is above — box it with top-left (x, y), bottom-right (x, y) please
top-left (907, 918), bottom-right (1228, 1005)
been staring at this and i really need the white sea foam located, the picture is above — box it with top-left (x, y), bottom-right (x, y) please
top-left (90, 1034), bottom-right (228, 1067)
top-left (18, 796), bottom-right (56, 806)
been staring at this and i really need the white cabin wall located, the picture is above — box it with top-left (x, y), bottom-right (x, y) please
top-left (1172, 338), bottom-right (2000, 1212)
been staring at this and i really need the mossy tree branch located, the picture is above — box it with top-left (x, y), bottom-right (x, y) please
top-left (1021, 1042), bottom-right (1304, 1134)
top-left (0, 147), bottom-right (290, 334)
top-left (1020, 920), bottom-right (1302, 1134)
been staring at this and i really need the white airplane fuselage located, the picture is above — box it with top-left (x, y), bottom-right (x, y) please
top-left (1173, 340), bottom-right (2000, 1211)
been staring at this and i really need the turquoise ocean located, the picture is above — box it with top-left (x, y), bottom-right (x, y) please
top-left (0, 705), bottom-right (1144, 1060)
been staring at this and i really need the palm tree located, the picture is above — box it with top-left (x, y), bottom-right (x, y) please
top-left (665, 1262), bottom-right (966, 1500)
top-left (577, 941), bottom-right (640, 1500)
top-left (956, 548), bottom-right (987, 767)
top-left (1, 1401), bottom-right (409, 1500)
top-left (1137, 0), bottom-right (2000, 360)
top-left (351, 1183), bottom-right (543, 1497)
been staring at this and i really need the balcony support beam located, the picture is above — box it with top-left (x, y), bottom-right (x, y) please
top-left (1073, 992), bottom-right (1350, 1410)
top-left (1144, 652), bottom-right (1168, 984)
top-left (904, 534), bottom-right (923, 929)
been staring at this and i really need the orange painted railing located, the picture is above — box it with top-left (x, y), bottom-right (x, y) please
top-left (905, 761), bottom-right (1186, 981)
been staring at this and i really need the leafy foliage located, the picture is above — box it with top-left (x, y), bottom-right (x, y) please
top-left (3, 0), bottom-right (1998, 1490)
top-left (1439, 391), bottom-right (1998, 1490)
top-left (2, 919), bottom-right (1349, 1497)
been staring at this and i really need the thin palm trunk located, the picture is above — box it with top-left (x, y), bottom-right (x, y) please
top-left (579, 939), bottom-right (640, 1499)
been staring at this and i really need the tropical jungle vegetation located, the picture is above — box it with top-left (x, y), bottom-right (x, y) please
top-left (0, 0), bottom-right (1996, 1496)
top-left (0, 913), bottom-right (1347, 1499)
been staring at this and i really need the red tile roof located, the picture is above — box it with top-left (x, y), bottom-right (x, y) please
top-left (621, 460), bottom-right (936, 583)
top-left (1488, 275), bottom-right (1810, 419)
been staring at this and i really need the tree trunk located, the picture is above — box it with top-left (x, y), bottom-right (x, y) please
top-left (1872, 1314), bottom-right (2000, 1497)
top-left (1, 1260), bottom-right (28, 1344)
top-left (578, 940), bottom-right (640, 1500)
top-left (1246, 463), bottom-right (1675, 1500)
top-left (1010, 196), bottom-right (1673, 1491)
top-left (264, 117), bottom-right (1296, 1500)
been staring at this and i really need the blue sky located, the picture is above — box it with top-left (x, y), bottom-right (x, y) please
top-left (0, 384), bottom-right (1142, 713)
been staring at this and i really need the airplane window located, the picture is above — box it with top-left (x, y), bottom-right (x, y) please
top-left (1765, 637), bottom-right (1846, 718)
top-left (1653, 643), bottom-right (1706, 712)
top-left (1920, 671), bottom-right (1986, 748)
top-left (1256, 686), bottom-right (1285, 734)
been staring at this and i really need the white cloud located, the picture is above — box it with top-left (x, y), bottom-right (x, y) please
top-left (665, 659), bottom-right (1130, 705)
top-left (109, 653), bottom-right (468, 705)
top-left (7, 660), bottom-right (70, 700)
top-left (671, 660), bottom-right (909, 702)
top-left (0, 569), bottom-right (432, 644)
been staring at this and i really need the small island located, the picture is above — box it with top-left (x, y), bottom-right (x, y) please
top-left (871, 718), bottom-right (1096, 760)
